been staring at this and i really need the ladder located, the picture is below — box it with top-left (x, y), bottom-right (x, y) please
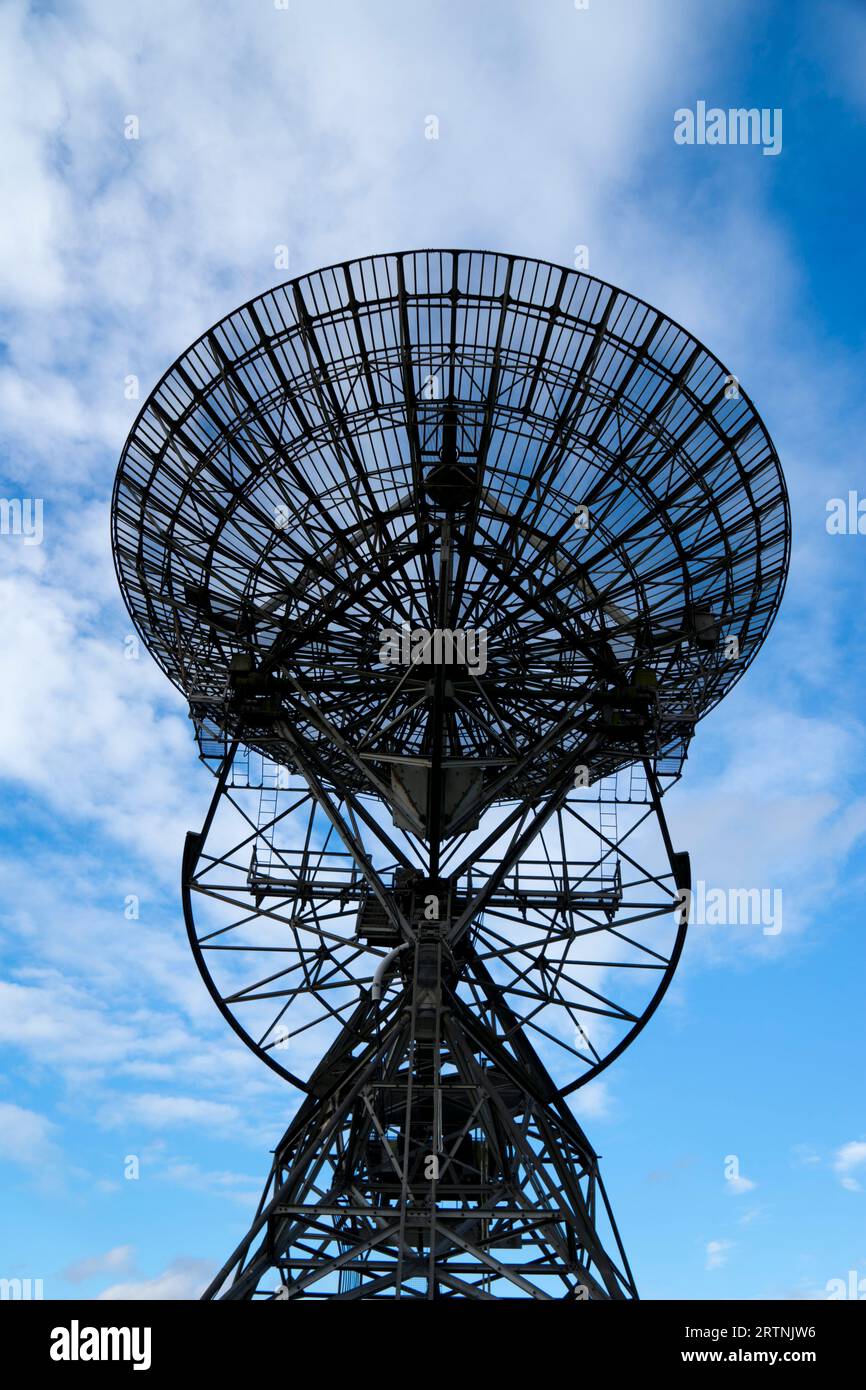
top-left (628, 759), bottom-right (648, 802)
top-left (256, 760), bottom-right (281, 875)
top-left (231, 745), bottom-right (250, 788)
top-left (597, 775), bottom-right (618, 887)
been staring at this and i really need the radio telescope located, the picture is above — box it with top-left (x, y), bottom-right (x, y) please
top-left (112, 250), bottom-right (788, 1299)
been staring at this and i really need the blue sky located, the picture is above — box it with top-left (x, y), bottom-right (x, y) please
top-left (0, 0), bottom-right (864, 1299)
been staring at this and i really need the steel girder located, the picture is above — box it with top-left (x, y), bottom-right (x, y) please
top-left (201, 990), bottom-right (637, 1301)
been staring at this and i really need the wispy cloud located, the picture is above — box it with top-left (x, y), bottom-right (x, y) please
top-left (99, 1093), bottom-right (242, 1135)
top-left (0, 1101), bottom-right (61, 1170)
top-left (62, 1245), bottom-right (136, 1284)
top-left (706, 1238), bottom-right (734, 1271)
top-left (833, 1140), bottom-right (866, 1192)
top-left (791, 1144), bottom-right (822, 1168)
top-left (569, 1079), bottom-right (615, 1122)
top-left (97, 1257), bottom-right (214, 1301)
top-left (725, 1173), bottom-right (757, 1196)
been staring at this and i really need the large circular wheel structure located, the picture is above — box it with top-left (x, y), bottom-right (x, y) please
top-left (112, 250), bottom-right (789, 1099)
top-left (179, 759), bottom-right (690, 1097)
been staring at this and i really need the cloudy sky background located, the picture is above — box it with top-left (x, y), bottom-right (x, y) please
top-left (1, 0), bottom-right (864, 1299)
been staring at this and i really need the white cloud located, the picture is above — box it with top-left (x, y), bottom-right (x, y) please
top-left (833, 1141), bottom-right (866, 1192)
top-left (738, 1207), bottom-right (762, 1227)
top-left (62, 1245), bottom-right (136, 1284)
top-left (97, 1257), bottom-right (214, 1301)
top-left (100, 1093), bottom-right (241, 1135)
top-left (0, 976), bottom-right (141, 1070)
top-left (156, 1160), bottom-right (261, 1208)
top-left (665, 703), bottom-right (866, 966)
top-left (726, 1174), bottom-right (757, 1196)
top-left (791, 1144), bottom-right (822, 1168)
top-left (569, 1079), bottom-right (615, 1122)
top-left (706, 1238), bottom-right (734, 1271)
top-left (0, 1101), bottom-right (60, 1169)
top-left (0, 568), bottom-right (199, 878)
top-left (0, 947), bottom-right (287, 1144)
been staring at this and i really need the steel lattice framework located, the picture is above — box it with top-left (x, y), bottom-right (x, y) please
top-left (111, 250), bottom-right (789, 1299)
